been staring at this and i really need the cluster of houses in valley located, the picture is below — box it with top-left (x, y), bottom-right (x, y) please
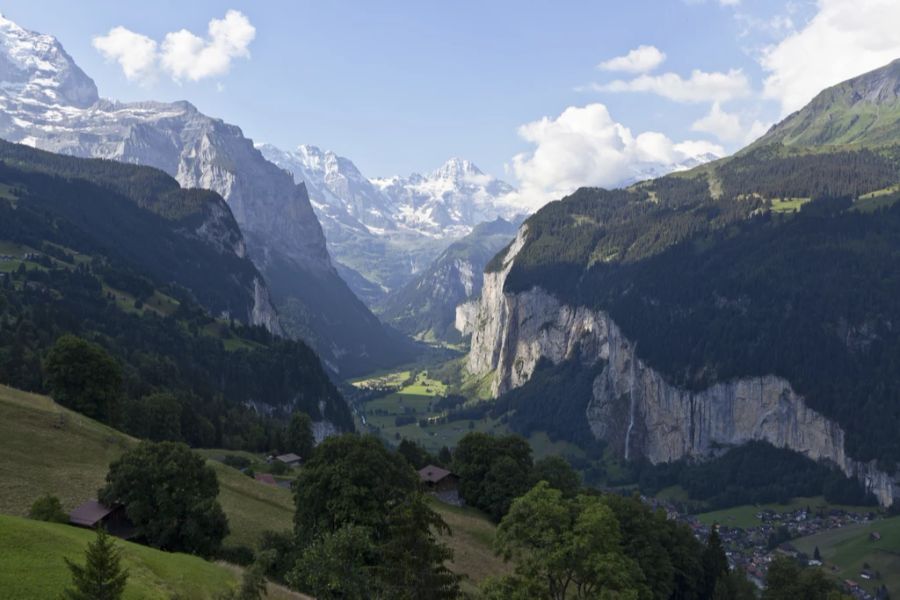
top-left (0, 252), bottom-right (40, 262)
top-left (644, 496), bottom-right (888, 598)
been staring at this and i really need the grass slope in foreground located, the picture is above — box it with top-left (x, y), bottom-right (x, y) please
top-left (0, 514), bottom-right (308, 600)
top-left (0, 384), bottom-right (293, 547)
top-left (0, 383), bottom-right (503, 589)
top-left (0, 514), bottom-right (236, 600)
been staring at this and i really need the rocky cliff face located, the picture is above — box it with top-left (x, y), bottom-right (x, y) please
top-left (381, 217), bottom-right (519, 341)
top-left (460, 228), bottom-right (900, 506)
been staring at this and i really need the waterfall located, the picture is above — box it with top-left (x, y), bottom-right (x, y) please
top-left (624, 343), bottom-right (637, 461)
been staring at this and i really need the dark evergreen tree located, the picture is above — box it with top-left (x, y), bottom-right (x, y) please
top-left (63, 528), bottom-right (128, 600)
top-left (701, 525), bottom-right (729, 598)
top-left (285, 411), bottom-right (314, 459)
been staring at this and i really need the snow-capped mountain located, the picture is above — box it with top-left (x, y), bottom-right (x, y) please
top-left (258, 143), bottom-right (521, 302)
top-left (0, 14), bottom-right (413, 375)
top-left (621, 151), bottom-right (722, 187)
top-left (371, 157), bottom-right (518, 238)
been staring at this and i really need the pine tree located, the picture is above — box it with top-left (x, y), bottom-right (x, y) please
top-left (63, 528), bottom-right (128, 600)
top-left (813, 546), bottom-right (821, 561)
top-left (702, 525), bottom-right (729, 598)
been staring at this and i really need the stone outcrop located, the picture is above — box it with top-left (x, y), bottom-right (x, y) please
top-left (461, 227), bottom-right (900, 507)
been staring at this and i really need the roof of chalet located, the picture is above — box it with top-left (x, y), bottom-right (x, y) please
top-left (418, 465), bottom-right (456, 484)
top-left (276, 453), bottom-right (301, 463)
top-left (255, 473), bottom-right (277, 486)
top-left (69, 499), bottom-right (119, 527)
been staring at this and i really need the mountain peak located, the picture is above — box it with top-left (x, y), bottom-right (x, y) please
top-left (431, 157), bottom-right (484, 181)
top-left (0, 13), bottom-right (98, 108)
top-left (751, 57), bottom-right (900, 149)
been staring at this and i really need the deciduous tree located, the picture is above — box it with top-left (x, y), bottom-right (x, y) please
top-left (99, 441), bottom-right (228, 556)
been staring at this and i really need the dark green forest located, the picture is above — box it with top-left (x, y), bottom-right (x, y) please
top-left (498, 145), bottom-right (900, 466)
top-left (0, 144), bottom-right (351, 450)
top-left (0, 140), bottom-right (262, 325)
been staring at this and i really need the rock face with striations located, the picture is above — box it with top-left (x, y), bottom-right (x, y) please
top-left (459, 227), bottom-right (900, 506)
top-left (0, 15), bottom-right (412, 375)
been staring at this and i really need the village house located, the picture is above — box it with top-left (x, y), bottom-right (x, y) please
top-left (273, 453), bottom-right (302, 468)
top-left (417, 464), bottom-right (462, 506)
top-left (69, 499), bottom-right (135, 539)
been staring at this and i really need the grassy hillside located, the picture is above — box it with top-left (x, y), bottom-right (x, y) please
top-left (0, 514), bottom-right (310, 600)
top-left (0, 514), bottom-right (237, 599)
top-left (793, 516), bottom-right (900, 597)
top-left (0, 384), bottom-right (293, 547)
top-left (0, 383), bottom-right (502, 589)
top-left (431, 500), bottom-right (511, 593)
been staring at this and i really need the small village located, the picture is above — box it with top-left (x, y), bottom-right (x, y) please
top-left (646, 496), bottom-right (890, 599)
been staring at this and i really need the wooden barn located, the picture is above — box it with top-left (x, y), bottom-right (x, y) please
top-left (418, 465), bottom-right (463, 505)
top-left (69, 499), bottom-right (135, 539)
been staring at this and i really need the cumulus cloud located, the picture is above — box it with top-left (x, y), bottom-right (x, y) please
top-left (761, 0), bottom-right (900, 115)
top-left (596, 68), bottom-right (751, 103)
top-left (598, 45), bottom-right (666, 73)
top-left (93, 10), bottom-right (255, 84)
top-left (92, 26), bottom-right (158, 83)
top-left (691, 102), bottom-right (769, 144)
top-left (504, 103), bottom-right (724, 211)
top-left (161, 10), bottom-right (256, 81)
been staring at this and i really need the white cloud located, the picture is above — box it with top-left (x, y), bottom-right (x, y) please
top-left (761, 0), bottom-right (900, 115)
top-left (93, 10), bottom-right (255, 84)
top-left (691, 102), bottom-right (769, 144)
top-left (598, 45), bottom-right (666, 73)
top-left (161, 10), bottom-right (256, 82)
top-left (92, 27), bottom-right (158, 83)
top-left (597, 68), bottom-right (751, 103)
top-left (504, 103), bottom-right (723, 211)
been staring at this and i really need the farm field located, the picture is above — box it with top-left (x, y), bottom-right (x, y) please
top-left (793, 515), bottom-right (900, 598)
top-left (696, 496), bottom-right (876, 528)
top-left (770, 197), bottom-right (811, 212)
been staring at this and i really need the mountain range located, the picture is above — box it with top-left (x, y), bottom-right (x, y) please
top-left (0, 14), bottom-right (411, 376)
top-left (258, 144), bottom-right (522, 302)
top-left (459, 59), bottom-right (900, 508)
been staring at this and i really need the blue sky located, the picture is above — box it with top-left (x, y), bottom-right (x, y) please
top-left (2, 0), bottom-right (898, 208)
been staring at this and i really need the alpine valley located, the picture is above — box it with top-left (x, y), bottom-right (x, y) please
top-left (3, 5), bottom-right (900, 600)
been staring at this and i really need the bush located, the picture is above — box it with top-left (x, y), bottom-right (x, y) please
top-left (216, 545), bottom-right (256, 566)
top-left (269, 460), bottom-right (289, 476)
top-left (29, 494), bottom-right (68, 523)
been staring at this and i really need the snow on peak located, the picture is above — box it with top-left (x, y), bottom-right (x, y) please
top-left (0, 13), bottom-right (98, 108)
top-left (431, 157), bottom-right (483, 181)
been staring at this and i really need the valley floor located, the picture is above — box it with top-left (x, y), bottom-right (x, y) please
top-left (350, 362), bottom-right (900, 599)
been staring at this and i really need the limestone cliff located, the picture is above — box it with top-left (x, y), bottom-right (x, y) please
top-left (460, 228), bottom-right (900, 507)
